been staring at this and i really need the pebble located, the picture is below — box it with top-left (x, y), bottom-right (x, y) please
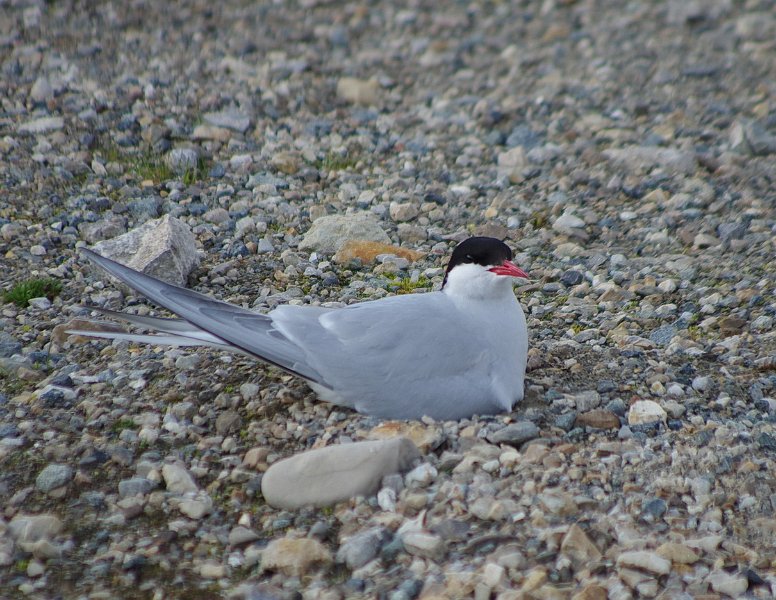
top-left (261, 437), bottom-right (420, 508)
top-left (628, 400), bottom-right (667, 426)
top-left (576, 409), bottom-right (620, 430)
top-left (17, 116), bottom-right (65, 134)
top-left (553, 212), bottom-right (586, 230)
top-left (560, 524), bottom-right (602, 566)
top-left (118, 477), bottom-right (156, 497)
top-left (336, 527), bottom-right (386, 569)
top-left (8, 514), bottom-right (63, 545)
top-left (35, 464), bottom-right (73, 493)
top-left (161, 463), bottom-right (199, 494)
top-left (336, 77), bottom-right (381, 105)
top-left (616, 551), bottom-right (671, 575)
top-left (298, 213), bottom-right (391, 254)
top-left (261, 537), bottom-right (332, 576)
top-left (203, 110), bottom-right (250, 133)
top-left (178, 492), bottom-right (213, 519)
top-left (706, 570), bottom-right (749, 596)
top-left (486, 421), bottom-right (540, 446)
top-left (166, 148), bottom-right (199, 174)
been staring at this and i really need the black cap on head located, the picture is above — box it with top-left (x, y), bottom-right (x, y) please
top-left (443, 237), bottom-right (513, 287)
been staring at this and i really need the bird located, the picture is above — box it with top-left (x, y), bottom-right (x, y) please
top-left (69, 236), bottom-right (529, 420)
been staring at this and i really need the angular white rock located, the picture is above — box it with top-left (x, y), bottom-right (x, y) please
top-left (627, 400), bottom-right (667, 426)
top-left (162, 463), bottom-right (199, 494)
top-left (616, 550), bottom-right (671, 575)
top-left (91, 214), bottom-right (199, 286)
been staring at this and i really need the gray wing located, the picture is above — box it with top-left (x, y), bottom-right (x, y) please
top-left (81, 248), bottom-right (326, 383)
top-left (271, 293), bottom-right (509, 420)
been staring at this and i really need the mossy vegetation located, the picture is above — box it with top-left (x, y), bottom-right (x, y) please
top-left (316, 150), bottom-right (359, 171)
top-left (3, 278), bottom-right (62, 307)
top-left (110, 418), bottom-right (137, 433)
top-left (95, 143), bottom-right (208, 184)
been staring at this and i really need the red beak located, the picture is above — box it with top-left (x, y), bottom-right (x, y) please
top-left (488, 260), bottom-right (529, 279)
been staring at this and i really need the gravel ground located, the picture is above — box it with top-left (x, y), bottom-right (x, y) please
top-left (2, 0), bottom-right (776, 598)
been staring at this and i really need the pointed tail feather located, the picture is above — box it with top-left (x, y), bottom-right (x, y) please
top-left (80, 249), bottom-right (325, 383)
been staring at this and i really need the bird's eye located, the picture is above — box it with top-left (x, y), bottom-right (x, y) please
top-left (465, 254), bottom-right (474, 261)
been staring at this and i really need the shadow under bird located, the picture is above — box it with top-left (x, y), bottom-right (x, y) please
top-left (70, 236), bottom-right (529, 420)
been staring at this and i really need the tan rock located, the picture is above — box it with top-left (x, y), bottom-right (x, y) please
top-left (576, 409), bottom-right (620, 430)
top-left (367, 420), bottom-right (442, 452)
top-left (560, 524), bottom-right (602, 566)
top-left (656, 542), bottom-right (699, 564)
top-left (270, 151), bottom-right (300, 175)
top-left (572, 584), bottom-right (607, 600)
top-left (336, 77), bottom-right (380, 105)
top-left (191, 124), bottom-right (232, 141)
top-left (333, 240), bottom-right (425, 265)
top-left (261, 537), bottom-right (332, 576)
top-left (521, 567), bottom-right (548, 592)
top-left (616, 550), bottom-right (671, 575)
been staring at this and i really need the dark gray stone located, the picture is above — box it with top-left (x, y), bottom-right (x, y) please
top-left (650, 325), bottom-right (678, 346)
top-left (118, 477), bottom-right (156, 497)
top-left (487, 421), bottom-right (540, 446)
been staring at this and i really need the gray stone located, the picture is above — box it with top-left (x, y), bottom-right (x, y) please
top-left (35, 464), bottom-right (73, 493)
top-left (28, 297), bottom-right (51, 310)
top-left (569, 390), bottom-right (601, 412)
top-left (239, 383), bottom-right (260, 400)
top-left (389, 201), bottom-right (420, 222)
top-left (298, 213), bottom-right (391, 254)
top-left (162, 463), bottom-right (199, 494)
top-left (560, 270), bottom-right (583, 286)
top-left (30, 77), bottom-right (54, 102)
top-left (336, 527), bottom-right (387, 569)
top-left (203, 110), bottom-right (251, 133)
top-left (228, 526), bottom-right (260, 546)
top-left (261, 437), bottom-right (420, 509)
top-left (650, 325), bottom-right (678, 346)
top-left (91, 214), bottom-right (199, 286)
top-left (203, 207), bottom-right (230, 224)
top-left (553, 212), bottom-right (585, 230)
top-left (178, 492), bottom-right (212, 519)
top-left (166, 148), bottom-right (199, 175)
top-left (602, 146), bottom-right (698, 175)
top-left (18, 116), bottom-right (65, 134)
top-left (215, 410), bottom-right (242, 435)
top-left (78, 217), bottom-right (127, 244)
top-left (118, 477), bottom-right (156, 497)
top-left (487, 421), bottom-right (540, 446)
top-left (8, 514), bottom-right (62, 544)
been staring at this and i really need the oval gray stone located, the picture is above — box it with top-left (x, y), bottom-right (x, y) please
top-left (35, 464), bottom-right (73, 493)
top-left (261, 437), bottom-right (420, 509)
top-left (486, 421), bottom-right (540, 446)
top-left (118, 477), bottom-right (156, 498)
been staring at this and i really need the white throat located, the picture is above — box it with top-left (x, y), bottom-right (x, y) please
top-left (442, 263), bottom-right (516, 302)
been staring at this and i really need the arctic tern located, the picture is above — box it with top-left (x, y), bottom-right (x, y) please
top-left (71, 236), bottom-right (529, 420)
